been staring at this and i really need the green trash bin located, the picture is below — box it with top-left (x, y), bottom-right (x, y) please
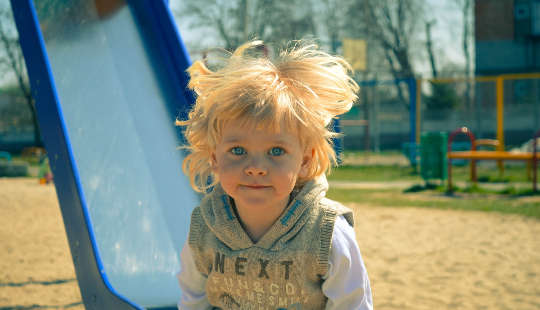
top-left (420, 132), bottom-right (448, 181)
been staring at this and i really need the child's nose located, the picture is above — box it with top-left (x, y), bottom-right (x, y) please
top-left (244, 160), bottom-right (267, 176)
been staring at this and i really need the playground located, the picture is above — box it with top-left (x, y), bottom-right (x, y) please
top-left (2, 0), bottom-right (540, 309)
top-left (2, 170), bottom-right (540, 310)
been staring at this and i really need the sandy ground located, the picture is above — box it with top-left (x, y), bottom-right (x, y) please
top-left (1, 178), bottom-right (540, 309)
top-left (0, 178), bottom-right (83, 310)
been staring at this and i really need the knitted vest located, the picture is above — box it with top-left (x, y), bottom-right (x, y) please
top-left (187, 177), bottom-right (354, 310)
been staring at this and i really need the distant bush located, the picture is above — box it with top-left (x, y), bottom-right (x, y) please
top-left (424, 82), bottom-right (460, 111)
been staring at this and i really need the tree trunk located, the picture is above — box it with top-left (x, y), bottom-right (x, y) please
top-left (384, 48), bottom-right (409, 109)
top-left (425, 21), bottom-right (438, 78)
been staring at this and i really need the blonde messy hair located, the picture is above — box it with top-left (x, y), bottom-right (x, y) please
top-left (177, 40), bottom-right (359, 192)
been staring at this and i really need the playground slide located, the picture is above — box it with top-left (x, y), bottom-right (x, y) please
top-left (11, 0), bottom-right (198, 308)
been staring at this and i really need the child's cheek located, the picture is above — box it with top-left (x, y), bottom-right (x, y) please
top-left (220, 158), bottom-right (245, 172)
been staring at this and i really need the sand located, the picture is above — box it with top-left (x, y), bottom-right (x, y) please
top-left (1, 177), bottom-right (539, 309)
top-left (353, 203), bottom-right (540, 309)
top-left (0, 178), bottom-right (83, 310)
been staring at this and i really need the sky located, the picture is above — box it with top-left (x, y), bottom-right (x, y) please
top-left (425, 0), bottom-right (468, 69)
top-left (0, 0), bottom-right (467, 86)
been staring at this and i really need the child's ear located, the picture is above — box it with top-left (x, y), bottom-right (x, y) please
top-left (299, 148), bottom-right (314, 178)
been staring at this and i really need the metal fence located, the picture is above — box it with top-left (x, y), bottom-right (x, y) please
top-left (0, 92), bottom-right (35, 153)
top-left (342, 74), bottom-right (540, 151)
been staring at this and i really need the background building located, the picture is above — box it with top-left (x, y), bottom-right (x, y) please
top-left (476, 0), bottom-right (540, 75)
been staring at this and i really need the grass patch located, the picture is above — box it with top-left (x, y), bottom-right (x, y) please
top-left (329, 161), bottom-right (532, 183)
top-left (342, 150), bottom-right (404, 158)
top-left (327, 187), bottom-right (540, 220)
top-left (442, 184), bottom-right (539, 196)
top-left (329, 153), bottom-right (540, 219)
top-left (328, 164), bottom-right (420, 182)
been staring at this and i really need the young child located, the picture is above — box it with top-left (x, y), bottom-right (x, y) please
top-left (176, 40), bottom-right (373, 310)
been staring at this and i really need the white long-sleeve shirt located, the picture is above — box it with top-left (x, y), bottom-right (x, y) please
top-left (177, 215), bottom-right (373, 310)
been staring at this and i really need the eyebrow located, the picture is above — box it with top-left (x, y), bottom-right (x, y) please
top-left (222, 137), bottom-right (295, 146)
top-left (221, 137), bottom-right (243, 144)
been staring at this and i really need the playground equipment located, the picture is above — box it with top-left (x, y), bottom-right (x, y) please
top-left (12, 0), bottom-right (197, 308)
top-left (416, 74), bottom-right (540, 151)
top-left (447, 127), bottom-right (540, 192)
top-left (354, 74), bottom-right (538, 170)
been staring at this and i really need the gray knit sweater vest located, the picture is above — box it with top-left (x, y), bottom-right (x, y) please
top-left (188, 177), bottom-right (354, 310)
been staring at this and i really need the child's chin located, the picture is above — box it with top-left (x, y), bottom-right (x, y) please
top-left (236, 195), bottom-right (280, 208)
top-left (239, 194), bottom-right (272, 205)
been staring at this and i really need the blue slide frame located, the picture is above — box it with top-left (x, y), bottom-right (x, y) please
top-left (10, 0), bottom-right (193, 308)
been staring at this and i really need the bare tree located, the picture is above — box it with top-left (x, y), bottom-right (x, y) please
top-left (174, 0), bottom-right (317, 52)
top-left (454, 0), bottom-right (473, 109)
top-left (0, 7), bottom-right (40, 146)
top-left (346, 0), bottom-right (426, 109)
top-left (317, 0), bottom-right (353, 53)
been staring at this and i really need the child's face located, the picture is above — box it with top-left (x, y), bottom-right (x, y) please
top-left (211, 121), bottom-right (312, 213)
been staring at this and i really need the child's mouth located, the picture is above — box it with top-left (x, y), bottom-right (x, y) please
top-left (243, 184), bottom-right (270, 189)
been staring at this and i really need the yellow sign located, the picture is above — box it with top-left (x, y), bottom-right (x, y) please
top-left (343, 38), bottom-right (366, 71)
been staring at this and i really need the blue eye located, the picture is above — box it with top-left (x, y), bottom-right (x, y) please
top-left (230, 146), bottom-right (246, 155)
top-left (269, 147), bottom-right (285, 156)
